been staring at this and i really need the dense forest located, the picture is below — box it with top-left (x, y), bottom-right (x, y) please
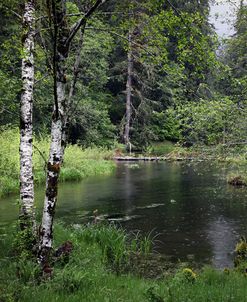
top-left (2, 0), bottom-right (247, 149)
top-left (2, 1), bottom-right (247, 301)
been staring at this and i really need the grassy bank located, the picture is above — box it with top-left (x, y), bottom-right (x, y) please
top-left (1, 223), bottom-right (247, 302)
top-left (0, 128), bottom-right (115, 197)
top-left (139, 141), bottom-right (247, 162)
top-left (180, 146), bottom-right (247, 164)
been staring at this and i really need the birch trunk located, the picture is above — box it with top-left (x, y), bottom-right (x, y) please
top-left (19, 0), bottom-right (35, 229)
top-left (124, 31), bottom-right (133, 149)
top-left (38, 0), bottom-right (68, 264)
top-left (38, 0), bottom-right (107, 266)
top-left (38, 99), bottom-right (65, 265)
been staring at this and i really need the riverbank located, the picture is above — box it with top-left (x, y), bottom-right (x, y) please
top-left (1, 223), bottom-right (247, 302)
top-left (2, 129), bottom-right (247, 197)
top-left (145, 142), bottom-right (247, 163)
top-left (0, 128), bottom-right (115, 197)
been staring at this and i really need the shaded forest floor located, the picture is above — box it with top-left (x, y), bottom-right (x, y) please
top-left (1, 223), bottom-right (247, 302)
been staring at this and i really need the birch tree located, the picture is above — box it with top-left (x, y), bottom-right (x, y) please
top-left (19, 0), bottom-right (35, 230)
top-left (38, 0), bottom-right (107, 265)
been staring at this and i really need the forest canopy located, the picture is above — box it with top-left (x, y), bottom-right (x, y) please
top-left (2, 0), bottom-right (243, 150)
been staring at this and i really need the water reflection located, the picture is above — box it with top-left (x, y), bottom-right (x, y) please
top-left (207, 216), bottom-right (238, 268)
top-left (1, 161), bottom-right (247, 267)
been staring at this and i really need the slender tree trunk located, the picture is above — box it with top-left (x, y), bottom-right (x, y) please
top-left (38, 98), bottom-right (65, 265)
top-left (124, 31), bottom-right (133, 149)
top-left (38, 1), bottom-right (68, 265)
top-left (61, 27), bottom-right (85, 158)
top-left (38, 0), bottom-right (107, 266)
top-left (19, 0), bottom-right (35, 229)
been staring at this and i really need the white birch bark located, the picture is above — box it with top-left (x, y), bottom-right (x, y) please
top-left (38, 0), bottom-right (108, 265)
top-left (38, 0), bottom-right (68, 264)
top-left (19, 0), bottom-right (35, 228)
top-left (38, 52), bottom-right (67, 264)
top-left (38, 76), bottom-right (66, 264)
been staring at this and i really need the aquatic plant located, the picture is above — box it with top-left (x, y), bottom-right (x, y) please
top-left (74, 222), bottom-right (152, 274)
top-left (234, 236), bottom-right (247, 271)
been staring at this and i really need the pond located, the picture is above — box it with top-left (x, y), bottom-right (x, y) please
top-left (1, 161), bottom-right (247, 269)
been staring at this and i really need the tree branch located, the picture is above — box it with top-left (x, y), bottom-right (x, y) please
top-left (67, 24), bottom-right (86, 116)
top-left (85, 26), bottom-right (157, 58)
top-left (33, 144), bottom-right (48, 171)
top-left (65, 0), bottom-right (107, 48)
top-left (51, 0), bottom-right (59, 118)
top-left (34, 72), bottom-right (50, 85)
top-left (36, 11), bottom-right (136, 21)
top-left (1, 4), bottom-right (22, 19)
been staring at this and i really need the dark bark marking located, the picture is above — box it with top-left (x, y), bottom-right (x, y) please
top-left (47, 162), bottom-right (60, 173)
top-left (20, 116), bottom-right (26, 130)
top-left (47, 202), bottom-right (56, 216)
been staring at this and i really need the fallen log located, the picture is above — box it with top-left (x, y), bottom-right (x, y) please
top-left (113, 156), bottom-right (195, 161)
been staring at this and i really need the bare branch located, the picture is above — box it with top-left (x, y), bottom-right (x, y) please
top-left (66, 11), bottom-right (136, 17)
top-left (36, 11), bottom-right (137, 21)
top-left (65, 0), bottom-right (108, 48)
top-left (67, 24), bottom-right (86, 115)
top-left (0, 106), bottom-right (16, 115)
top-left (51, 0), bottom-right (59, 118)
top-left (1, 4), bottom-right (22, 19)
top-left (85, 26), bottom-right (157, 58)
top-left (34, 72), bottom-right (50, 85)
top-left (33, 144), bottom-right (48, 171)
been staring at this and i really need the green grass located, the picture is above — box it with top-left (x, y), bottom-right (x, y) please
top-left (145, 141), bottom-right (176, 156)
top-left (1, 224), bottom-right (247, 302)
top-left (0, 127), bottom-right (115, 197)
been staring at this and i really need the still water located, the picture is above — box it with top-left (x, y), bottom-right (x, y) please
top-left (1, 161), bottom-right (247, 268)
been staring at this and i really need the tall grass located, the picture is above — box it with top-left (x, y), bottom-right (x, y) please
top-left (74, 223), bottom-right (152, 274)
top-left (2, 223), bottom-right (247, 302)
top-left (0, 127), bottom-right (20, 196)
top-left (146, 141), bottom-right (176, 156)
top-left (0, 127), bottom-right (115, 197)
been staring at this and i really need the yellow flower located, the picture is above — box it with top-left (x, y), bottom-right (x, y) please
top-left (182, 268), bottom-right (197, 282)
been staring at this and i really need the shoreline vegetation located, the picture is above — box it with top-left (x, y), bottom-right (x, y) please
top-left (0, 128), bottom-right (116, 198)
top-left (2, 0), bottom-right (247, 300)
top-left (1, 223), bottom-right (247, 302)
top-left (1, 128), bottom-right (247, 197)
top-left (2, 129), bottom-right (247, 300)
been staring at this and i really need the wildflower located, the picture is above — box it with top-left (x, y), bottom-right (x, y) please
top-left (182, 268), bottom-right (197, 282)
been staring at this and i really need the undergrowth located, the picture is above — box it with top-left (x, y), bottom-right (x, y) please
top-left (1, 223), bottom-right (247, 301)
top-left (0, 127), bottom-right (115, 197)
